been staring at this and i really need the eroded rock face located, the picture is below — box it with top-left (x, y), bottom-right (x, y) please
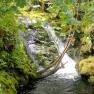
top-left (77, 56), bottom-right (94, 84)
top-left (19, 17), bottom-right (58, 71)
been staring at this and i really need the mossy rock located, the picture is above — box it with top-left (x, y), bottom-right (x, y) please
top-left (88, 76), bottom-right (94, 84)
top-left (78, 56), bottom-right (94, 84)
top-left (78, 56), bottom-right (94, 75)
top-left (23, 27), bottom-right (57, 69)
top-left (36, 31), bottom-right (57, 67)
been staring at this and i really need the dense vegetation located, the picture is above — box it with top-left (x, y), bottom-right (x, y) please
top-left (0, 0), bottom-right (94, 93)
top-left (0, 1), bottom-right (37, 94)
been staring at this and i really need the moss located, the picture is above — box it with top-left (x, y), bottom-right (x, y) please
top-left (0, 71), bottom-right (18, 94)
top-left (0, 29), bottom-right (37, 94)
top-left (11, 39), bottom-right (37, 76)
top-left (88, 76), bottom-right (94, 84)
top-left (31, 28), bottom-right (57, 68)
top-left (19, 8), bottom-right (50, 21)
top-left (78, 56), bottom-right (94, 75)
top-left (78, 56), bottom-right (94, 84)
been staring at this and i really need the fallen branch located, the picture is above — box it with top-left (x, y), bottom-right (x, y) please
top-left (37, 34), bottom-right (73, 75)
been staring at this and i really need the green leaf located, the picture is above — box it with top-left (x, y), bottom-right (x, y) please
top-left (15, 0), bottom-right (26, 8)
top-left (34, 21), bottom-right (42, 27)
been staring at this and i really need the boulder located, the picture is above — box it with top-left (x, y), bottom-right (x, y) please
top-left (78, 56), bottom-right (94, 84)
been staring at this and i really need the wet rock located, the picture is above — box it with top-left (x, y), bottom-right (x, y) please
top-left (77, 56), bottom-right (94, 84)
top-left (19, 17), bottom-right (57, 71)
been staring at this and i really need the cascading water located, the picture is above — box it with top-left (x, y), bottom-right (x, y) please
top-left (19, 18), bottom-right (94, 94)
top-left (42, 23), bottom-right (79, 79)
top-left (21, 18), bottom-right (79, 79)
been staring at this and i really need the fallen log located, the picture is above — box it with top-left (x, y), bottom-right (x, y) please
top-left (36, 34), bottom-right (73, 78)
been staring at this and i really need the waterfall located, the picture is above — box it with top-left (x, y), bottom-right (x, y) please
top-left (19, 18), bottom-right (93, 94)
top-left (19, 17), bottom-right (79, 80)
top-left (42, 23), bottom-right (79, 80)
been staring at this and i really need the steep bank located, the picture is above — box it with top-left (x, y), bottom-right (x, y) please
top-left (0, 17), bottom-right (58, 94)
top-left (0, 29), bottom-right (37, 94)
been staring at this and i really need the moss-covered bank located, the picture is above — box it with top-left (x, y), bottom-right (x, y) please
top-left (0, 29), bottom-right (37, 94)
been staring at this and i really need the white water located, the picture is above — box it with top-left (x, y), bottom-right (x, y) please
top-left (19, 18), bottom-right (93, 94)
top-left (20, 17), bottom-right (79, 80)
top-left (42, 23), bottom-right (79, 80)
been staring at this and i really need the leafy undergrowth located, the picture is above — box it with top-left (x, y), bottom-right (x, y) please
top-left (19, 7), bottom-right (50, 21)
top-left (0, 30), bottom-right (37, 94)
top-left (0, 0), bottom-right (94, 93)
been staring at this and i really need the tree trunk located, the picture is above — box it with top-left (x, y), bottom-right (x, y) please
top-left (41, 0), bottom-right (45, 12)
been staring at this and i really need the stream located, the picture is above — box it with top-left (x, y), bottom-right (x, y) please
top-left (19, 17), bottom-right (94, 94)
top-left (24, 75), bottom-right (93, 94)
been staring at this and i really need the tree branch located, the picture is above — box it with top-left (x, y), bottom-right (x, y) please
top-left (37, 34), bottom-right (73, 75)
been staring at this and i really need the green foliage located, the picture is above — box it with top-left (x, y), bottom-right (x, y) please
top-left (34, 21), bottom-right (42, 27)
top-left (47, 1), bottom-right (94, 83)
top-left (15, 0), bottom-right (27, 7)
top-left (48, 0), bottom-right (78, 25)
top-left (0, 0), bottom-right (37, 94)
top-left (48, 0), bottom-right (94, 57)
top-left (0, 0), bottom-right (94, 92)
top-left (89, 76), bottom-right (94, 84)
top-left (48, 0), bottom-right (94, 27)
top-left (0, 0), bottom-right (27, 8)
top-left (0, 30), bottom-right (37, 93)
top-left (0, 0), bottom-right (25, 33)
top-left (0, 71), bottom-right (18, 94)
top-left (80, 34), bottom-right (92, 52)
top-left (0, 14), bottom-right (17, 32)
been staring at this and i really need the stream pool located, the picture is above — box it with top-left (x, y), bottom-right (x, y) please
top-left (22, 74), bottom-right (94, 94)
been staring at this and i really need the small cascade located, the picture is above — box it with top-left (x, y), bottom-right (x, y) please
top-left (42, 23), bottom-right (79, 79)
top-left (19, 17), bottom-right (79, 79)
top-left (19, 18), bottom-right (93, 94)
top-left (19, 29), bottom-right (38, 62)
